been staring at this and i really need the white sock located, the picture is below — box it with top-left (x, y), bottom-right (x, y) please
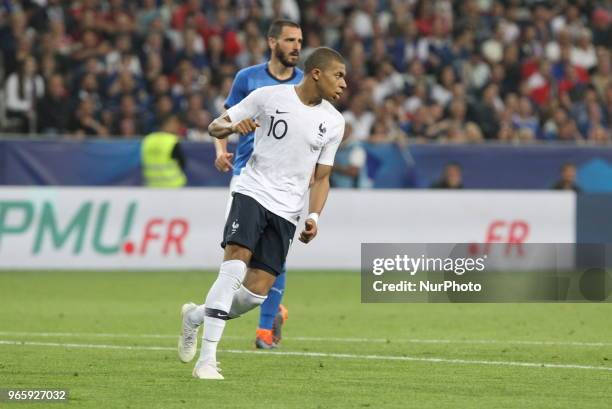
top-left (229, 285), bottom-right (267, 318)
top-left (200, 339), bottom-right (219, 365)
top-left (200, 260), bottom-right (247, 362)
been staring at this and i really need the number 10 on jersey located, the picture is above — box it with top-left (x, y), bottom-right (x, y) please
top-left (267, 116), bottom-right (288, 139)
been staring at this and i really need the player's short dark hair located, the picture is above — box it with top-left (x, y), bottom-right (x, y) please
top-left (304, 47), bottom-right (345, 73)
top-left (267, 19), bottom-right (300, 39)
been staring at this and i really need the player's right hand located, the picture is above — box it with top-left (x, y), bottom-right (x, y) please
top-left (231, 119), bottom-right (259, 135)
top-left (215, 152), bottom-right (234, 172)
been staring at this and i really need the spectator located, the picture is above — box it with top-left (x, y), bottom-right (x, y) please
top-left (591, 8), bottom-right (611, 48)
top-left (371, 59), bottom-right (404, 104)
top-left (117, 117), bottom-right (138, 139)
top-left (153, 95), bottom-right (175, 128)
top-left (368, 120), bottom-right (393, 144)
top-left (0, 11), bottom-right (34, 76)
top-left (571, 29), bottom-right (598, 71)
top-left (552, 163), bottom-right (581, 192)
top-left (48, 19), bottom-right (75, 57)
top-left (4, 56), bottom-right (44, 133)
top-left (588, 125), bottom-right (611, 145)
top-left (175, 28), bottom-right (208, 70)
top-left (67, 96), bottom-right (109, 138)
top-left (578, 100), bottom-right (606, 138)
top-left (39, 53), bottom-right (59, 84)
top-left (462, 49), bottom-right (491, 93)
top-left (236, 35), bottom-right (266, 69)
top-left (405, 105), bottom-right (436, 139)
top-left (604, 84), bottom-right (612, 125)
top-left (342, 92), bottom-right (375, 142)
top-left (204, 8), bottom-right (241, 60)
top-left (136, 0), bottom-right (162, 34)
top-left (112, 94), bottom-right (145, 136)
top-left (512, 97), bottom-right (539, 137)
top-left (143, 52), bottom-right (164, 86)
top-left (431, 65), bottom-right (455, 107)
top-left (591, 49), bottom-right (610, 99)
top-left (431, 162), bottom-right (464, 189)
top-left (526, 60), bottom-right (553, 106)
top-left (140, 31), bottom-right (174, 75)
top-left (171, 0), bottom-right (207, 35)
top-left (331, 124), bottom-right (370, 188)
top-left (37, 73), bottom-right (70, 135)
top-left (543, 107), bottom-right (570, 140)
top-left (500, 44), bottom-right (521, 93)
top-left (71, 29), bottom-right (110, 63)
top-left (429, 98), bottom-right (482, 142)
top-left (171, 60), bottom-right (204, 108)
top-left (558, 119), bottom-right (582, 141)
top-left (76, 72), bottom-right (103, 113)
top-left (105, 35), bottom-right (142, 76)
top-left (180, 93), bottom-right (210, 139)
top-left (106, 70), bottom-right (147, 110)
top-left (471, 83), bottom-right (501, 139)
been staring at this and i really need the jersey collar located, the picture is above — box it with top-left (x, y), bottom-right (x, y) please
top-left (265, 62), bottom-right (297, 83)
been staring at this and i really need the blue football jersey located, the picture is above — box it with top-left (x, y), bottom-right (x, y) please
top-left (224, 63), bottom-right (304, 176)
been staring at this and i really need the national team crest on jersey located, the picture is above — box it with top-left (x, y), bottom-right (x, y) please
top-left (312, 122), bottom-right (327, 152)
top-left (318, 123), bottom-right (327, 137)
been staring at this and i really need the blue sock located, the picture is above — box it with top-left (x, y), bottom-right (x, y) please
top-left (258, 268), bottom-right (286, 330)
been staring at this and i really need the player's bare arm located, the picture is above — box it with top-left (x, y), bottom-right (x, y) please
top-left (300, 163), bottom-right (332, 244)
top-left (208, 113), bottom-right (259, 139)
top-left (213, 132), bottom-right (233, 172)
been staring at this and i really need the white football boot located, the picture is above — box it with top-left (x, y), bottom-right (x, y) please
top-left (192, 360), bottom-right (224, 380)
top-left (178, 303), bottom-right (199, 363)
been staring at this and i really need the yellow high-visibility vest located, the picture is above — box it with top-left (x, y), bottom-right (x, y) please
top-left (141, 132), bottom-right (187, 188)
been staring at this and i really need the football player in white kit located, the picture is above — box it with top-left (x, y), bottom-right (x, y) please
top-left (182, 47), bottom-right (347, 379)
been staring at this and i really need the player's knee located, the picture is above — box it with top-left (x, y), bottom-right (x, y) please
top-left (218, 259), bottom-right (248, 291)
top-left (243, 269), bottom-right (276, 296)
top-left (243, 280), bottom-right (269, 296)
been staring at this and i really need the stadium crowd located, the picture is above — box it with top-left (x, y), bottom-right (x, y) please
top-left (0, 0), bottom-right (610, 144)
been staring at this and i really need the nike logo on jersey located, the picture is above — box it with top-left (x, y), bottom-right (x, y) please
top-left (275, 109), bottom-right (290, 114)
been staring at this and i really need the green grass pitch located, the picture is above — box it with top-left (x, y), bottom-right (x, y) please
top-left (0, 270), bottom-right (610, 409)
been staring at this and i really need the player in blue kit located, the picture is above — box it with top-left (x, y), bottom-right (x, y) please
top-left (177, 20), bottom-right (303, 359)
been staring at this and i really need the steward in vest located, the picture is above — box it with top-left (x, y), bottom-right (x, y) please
top-left (141, 115), bottom-right (187, 188)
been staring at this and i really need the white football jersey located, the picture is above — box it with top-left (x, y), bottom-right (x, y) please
top-left (226, 84), bottom-right (345, 225)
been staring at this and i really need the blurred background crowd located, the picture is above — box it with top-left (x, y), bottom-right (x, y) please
top-left (0, 0), bottom-right (610, 145)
